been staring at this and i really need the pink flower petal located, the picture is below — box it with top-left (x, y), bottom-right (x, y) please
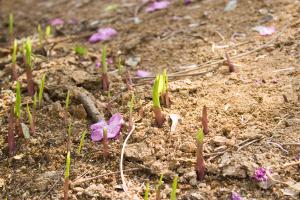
top-left (91, 119), bottom-right (108, 142)
top-left (146, 1), bottom-right (170, 13)
top-left (253, 26), bottom-right (275, 36)
top-left (107, 113), bottom-right (123, 139)
top-left (136, 70), bottom-right (152, 78)
top-left (50, 18), bottom-right (64, 26)
top-left (89, 27), bottom-right (117, 43)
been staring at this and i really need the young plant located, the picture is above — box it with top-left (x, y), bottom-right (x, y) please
top-left (9, 14), bottom-right (14, 40)
top-left (161, 69), bottom-right (170, 107)
top-left (24, 38), bottom-right (35, 96)
top-left (101, 46), bottom-right (109, 91)
top-left (37, 24), bottom-right (43, 46)
top-left (102, 127), bottom-right (109, 159)
top-left (225, 52), bottom-right (235, 73)
top-left (77, 130), bottom-right (87, 155)
top-left (152, 75), bottom-right (165, 127)
top-left (74, 45), bottom-right (87, 57)
top-left (170, 175), bottom-right (178, 200)
top-left (38, 74), bottom-right (46, 107)
top-left (155, 174), bottom-right (164, 200)
top-left (117, 57), bottom-right (124, 75)
top-left (195, 129), bottom-right (205, 181)
top-left (15, 81), bottom-right (22, 136)
top-left (11, 39), bottom-right (18, 80)
top-left (26, 103), bottom-right (35, 134)
top-left (64, 151), bottom-right (71, 200)
top-left (144, 182), bottom-right (150, 200)
top-left (67, 123), bottom-right (72, 152)
top-left (202, 105), bottom-right (209, 135)
top-left (128, 93), bottom-right (135, 131)
top-left (45, 25), bottom-right (52, 41)
top-left (8, 106), bottom-right (16, 157)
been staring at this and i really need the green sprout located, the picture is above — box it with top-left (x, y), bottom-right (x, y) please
top-left (155, 174), bottom-right (164, 200)
top-left (15, 81), bottom-right (21, 119)
top-left (195, 128), bottom-right (205, 181)
top-left (170, 175), bottom-right (178, 200)
top-left (152, 75), bottom-right (164, 108)
top-left (37, 24), bottom-right (43, 46)
top-left (25, 38), bottom-right (32, 68)
top-left (77, 130), bottom-right (87, 155)
top-left (65, 151), bottom-right (71, 178)
top-left (33, 92), bottom-right (37, 111)
top-left (162, 69), bottom-right (168, 93)
top-left (9, 13), bottom-right (14, 35)
top-left (26, 103), bottom-right (34, 133)
top-left (65, 90), bottom-right (70, 110)
top-left (45, 26), bottom-right (52, 40)
top-left (117, 57), bottom-right (124, 74)
top-left (74, 45), bottom-right (87, 56)
top-left (197, 129), bottom-right (204, 144)
top-left (144, 182), bottom-right (150, 200)
top-left (38, 74), bottom-right (46, 107)
top-left (101, 46), bottom-right (107, 74)
top-left (12, 39), bottom-right (18, 64)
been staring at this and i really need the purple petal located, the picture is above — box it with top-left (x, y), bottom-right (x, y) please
top-left (253, 26), bottom-right (275, 36)
top-left (95, 60), bottom-right (101, 68)
top-left (184, 0), bottom-right (192, 5)
top-left (136, 70), bottom-right (152, 78)
top-left (253, 167), bottom-right (269, 182)
top-left (90, 119), bottom-right (108, 142)
top-left (231, 192), bottom-right (243, 200)
top-left (107, 113), bottom-right (123, 139)
top-left (50, 18), bottom-right (64, 26)
top-left (89, 27), bottom-right (117, 43)
top-left (146, 1), bottom-right (170, 13)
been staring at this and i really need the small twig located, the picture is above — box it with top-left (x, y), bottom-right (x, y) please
top-left (267, 141), bottom-right (289, 154)
top-left (282, 143), bottom-right (300, 146)
top-left (120, 125), bottom-right (136, 197)
top-left (237, 138), bottom-right (262, 152)
top-left (282, 160), bottom-right (300, 168)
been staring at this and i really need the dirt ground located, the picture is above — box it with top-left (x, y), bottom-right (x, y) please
top-left (0, 0), bottom-right (299, 199)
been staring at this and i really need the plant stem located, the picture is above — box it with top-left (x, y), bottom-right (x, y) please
top-left (63, 178), bottom-right (69, 200)
top-left (102, 72), bottom-right (109, 91)
top-left (25, 64), bottom-right (35, 96)
top-left (225, 52), bottom-right (235, 73)
top-left (202, 105), bottom-right (209, 134)
top-left (8, 106), bottom-right (15, 157)
top-left (153, 106), bottom-right (165, 127)
top-left (195, 141), bottom-right (205, 181)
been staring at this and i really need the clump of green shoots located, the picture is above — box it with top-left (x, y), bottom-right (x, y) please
top-left (102, 127), bottom-right (109, 160)
top-left (101, 46), bottom-right (109, 91)
top-left (170, 175), bottom-right (178, 200)
top-left (195, 129), bottom-right (205, 181)
top-left (74, 45), bottom-right (87, 57)
top-left (9, 14), bottom-right (14, 42)
top-left (202, 105), bottom-right (209, 135)
top-left (144, 182), bottom-right (150, 200)
top-left (24, 38), bottom-right (35, 96)
top-left (128, 93), bottom-right (135, 131)
top-left (155, 174), bottom-right (164, 200)
top-left (160, 69), bottom-right (170, 107)
top-left (11, 39), bottom-right (18, 80)
top-left (64, 151), bottom-right (71, 200)
top-left (152, 74), bottom-right (166, 127)
top-left (77, 130), bottom-right (87, 155)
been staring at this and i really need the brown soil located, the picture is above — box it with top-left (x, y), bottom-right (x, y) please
top-left (0, 0), bottom-right (300, 199)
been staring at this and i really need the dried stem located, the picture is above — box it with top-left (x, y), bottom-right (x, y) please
top-left (12, 63), bottom-right (18, 81)
top-left (25, 64), bottom-right (35, 96)
top-left (225, 52), bottom-right (235, 73)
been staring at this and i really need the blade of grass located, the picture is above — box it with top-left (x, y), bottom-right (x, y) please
top-left (170, 175), bottom-right (178, 200)
top-left (77, 130), bottom-right (87, 155)
top-left (15, 81), bottom-right (21, 119)
top-left (38, 74), bottom-right (46, 107)
top-left (144, 182), bottom-right (150, 200)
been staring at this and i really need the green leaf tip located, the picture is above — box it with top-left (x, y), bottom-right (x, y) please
top-left (170, 175), bottom-right (178, 200)
top-left (38, 74), bottom-right (46, 107)
top-left (74, 45), bottom-right (87, 56)
top-left (77, 130), bottom-right (87, 155)
top-left (15, 81), bottom-right (21, 119)
top-left (101, 46), bottom-right (107, 73)
top-left (197, 129), bottom-right (204, 143)
top-left (152, 75), bottom-right (162, 108)
top-left (9, 14), bottom-right (14, 35)
top-left (144, 182), bottom-right (150, 200)
top-left (12, 39), bottom-right (18, 64)
top-left (65, 151), bottom-right (71, 178)
top-left (25, 38), bottom-right (32, 67)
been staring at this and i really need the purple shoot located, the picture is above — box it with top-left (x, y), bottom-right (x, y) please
top-left (195, 129), bottom-right (205, 181)
top-left (225, 52), bottom-right (235, 73)
top-left (102, 127), bottom-right (109, 159)
top-left (8, 106), bottom-right (16, 157)
top-left (202, 105), bottom-right (209, 135)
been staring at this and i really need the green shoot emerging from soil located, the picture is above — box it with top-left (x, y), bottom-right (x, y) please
top-left (77, 130), bottom-right (87, 155)
top-left (195, 129), bottom-right (205, 181)
top-left (161, 69), bottom-right (170, 107)
top-left (38, 74), bottom-right (46, 107)
top-left (26, 103), bottom-right (35, 134)
top-left (74, 45), bottom-right (87, 56)
top-left (45, 26), bottom-right (52, 41)
top-left (103, 127), bottom-right (109, 159)
top-left (11, 39), bottom-right (18, 80)
top-left (33, 92), bottom-right (37, 111)
top-left (64, 151), bottom-right (71, 200)
top-left (24, 38), bottom-right (35, 96)
top-left (144, 182), bottom-right (150, 200)
top-left (155, 174), bottom-right (164, 200)
top-left (101, 46), bottom-right (109, 91)
top-left (170, 175), bottom-right (178, 200)
top-left (9, 13), bottom-right (14, 37)
top-left (152, 75), bottom-right (165, 127)
top-left (15, 81), bottom-right (21, 119)
top-left (117, 57), bottom-right (124, 75)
